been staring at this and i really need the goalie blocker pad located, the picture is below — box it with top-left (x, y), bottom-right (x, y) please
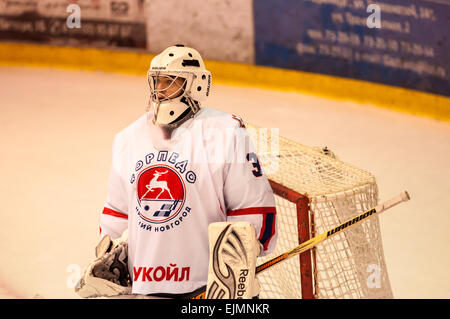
top-left (206, 222), bottom-right (260, 299)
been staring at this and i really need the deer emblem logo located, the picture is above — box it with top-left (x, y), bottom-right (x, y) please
top-left (140, 169), bottom-right (174, 200)
top-left (136, 165), bottom-right (185, 224)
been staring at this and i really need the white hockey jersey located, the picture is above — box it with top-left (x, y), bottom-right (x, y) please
top-left (99, 107), bottom-right (277, 295)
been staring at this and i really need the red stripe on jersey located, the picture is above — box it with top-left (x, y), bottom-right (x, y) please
top-left (219, 204), bottom-right (226, 217)
top-left (102, 207), bottom-right (128, 219)
top-left (227, 206), bottom-right (276, 216)
top-left (227, 206), bottom-right (276, 252)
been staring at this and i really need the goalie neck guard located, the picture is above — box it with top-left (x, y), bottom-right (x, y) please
top-left (147, 45), bottom-right (212, 128)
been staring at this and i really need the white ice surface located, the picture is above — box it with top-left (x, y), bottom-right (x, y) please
top-left (0, 66), bottom-right (449, 299)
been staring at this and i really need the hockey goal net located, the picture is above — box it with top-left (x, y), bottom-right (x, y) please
top-left (246, 124), bottom-right (393, 299)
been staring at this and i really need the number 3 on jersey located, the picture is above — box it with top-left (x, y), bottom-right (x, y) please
top-left (246, 152), bottom-right (263, 177)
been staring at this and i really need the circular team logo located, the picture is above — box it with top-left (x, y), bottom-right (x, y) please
top-left (136, 165), bottom-right (185, 224)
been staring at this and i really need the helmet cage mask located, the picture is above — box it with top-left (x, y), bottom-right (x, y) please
top-left (148, 71), bottom-right (192, 104)
top-left (147, 71), bottom-right (199, 127)
top-left (146, 45), bottom-right (211, 128)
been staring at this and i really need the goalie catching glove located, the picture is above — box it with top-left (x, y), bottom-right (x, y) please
top-left (206, 222), bottom-right (261, 299)
top-left (75, 230), bottom-right (131, 298)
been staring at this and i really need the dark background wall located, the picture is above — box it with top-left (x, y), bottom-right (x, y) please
top-left (253, 0), bottom-right (449, 97)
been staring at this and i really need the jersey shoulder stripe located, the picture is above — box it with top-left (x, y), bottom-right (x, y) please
top-left (195, 107), bottom-right (246, 130)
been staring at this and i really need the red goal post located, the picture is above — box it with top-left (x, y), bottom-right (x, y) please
top-left (268, 179), bottom-right (314, 299)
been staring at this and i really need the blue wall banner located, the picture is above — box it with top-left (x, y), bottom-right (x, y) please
top-left (253, 0), bottom-right (449, 97)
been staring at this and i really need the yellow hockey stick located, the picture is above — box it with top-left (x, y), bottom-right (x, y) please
top-left (194, 191), bottom-right (410, 299)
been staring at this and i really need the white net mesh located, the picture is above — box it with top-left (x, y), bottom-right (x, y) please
top-left (258, 195), bottom-right (304, 299)
top-left (246, 124), bottom-right (393, 299)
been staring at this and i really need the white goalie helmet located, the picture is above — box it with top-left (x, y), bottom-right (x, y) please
top-left (147, 44), bottom-right (212, 127)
